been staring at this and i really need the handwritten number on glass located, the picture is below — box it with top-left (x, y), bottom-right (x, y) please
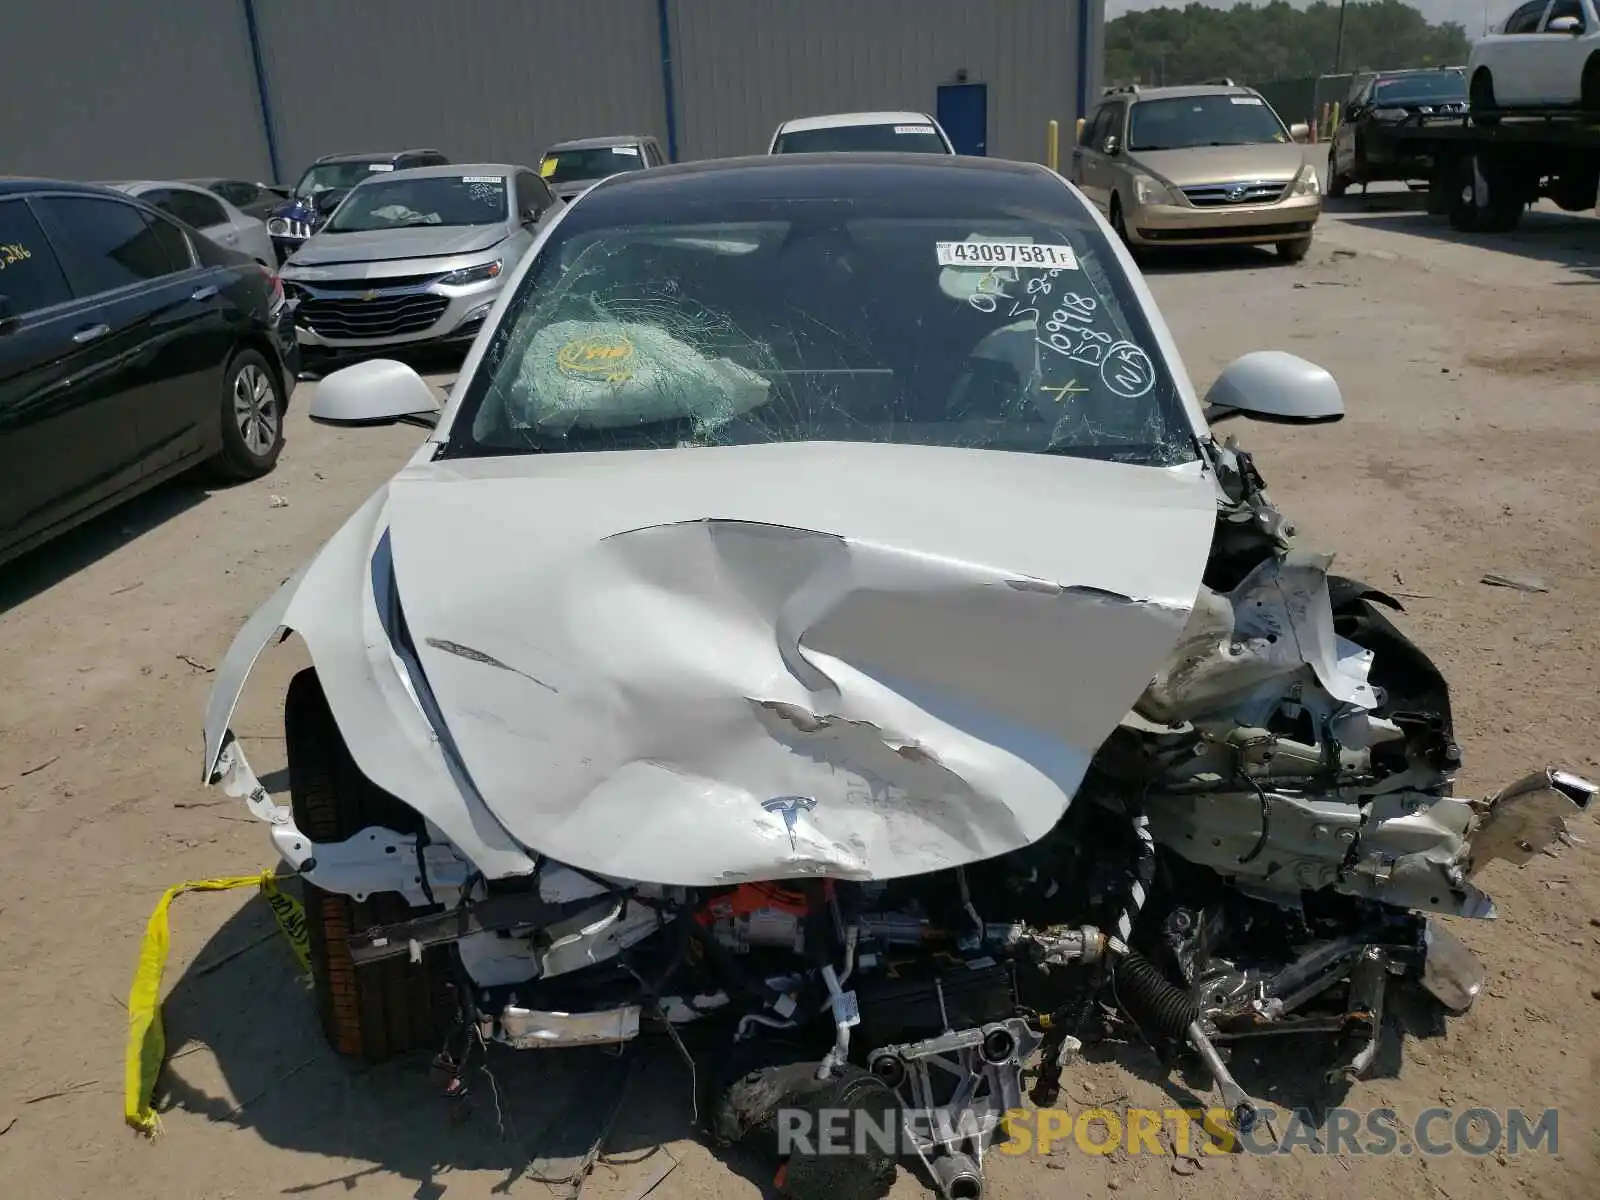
top-left (0, 242), bottom-right (33, 270)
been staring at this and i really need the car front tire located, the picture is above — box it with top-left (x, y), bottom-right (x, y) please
top-left (1277, 236), bottom-right (1313, 263)
top-left (1326, 148), bottom-right (1349, 198)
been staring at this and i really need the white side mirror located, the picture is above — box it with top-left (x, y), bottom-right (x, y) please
top-left (308, 359), bottom-right (441, 429)
top-left (1289, 122), bottom-right (1311, 143)
top-left (1203, 350), bottom-right (1344, 426)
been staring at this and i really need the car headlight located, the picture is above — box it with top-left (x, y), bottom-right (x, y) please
top-left (1133, 175), bottom-right (1180, 206)
top-left (1370, 107), bottom-right (1409, 121)
top-left (1290, 163), bottom-right (1320, 196)
top-left (438, 259), bottom-right (504, 287)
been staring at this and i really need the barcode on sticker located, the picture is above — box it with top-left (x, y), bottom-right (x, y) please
top-left (895, 125), bottom-right (934, 134)
top-left (368, 163), bottom-right (395, 171)
top-left (936, 240), bottom-right (1079, 269)
top-left (1230, 97), bottom-right (1265, 105)
top-left (462, 175), bottom-right (502, 184)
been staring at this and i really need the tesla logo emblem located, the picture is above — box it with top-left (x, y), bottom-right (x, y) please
top-left (762, 795), bottom-right (817, 850)
top-left (361, 289), bottom-right (379, 301)
top-left (1226, 185), bottom-right (1248, 202)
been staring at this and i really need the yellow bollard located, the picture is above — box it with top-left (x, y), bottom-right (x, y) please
top-left (1331, 101), bottom-right (1341, 133)
top-left (1047, 119), bottom-right (1059, 172)
top-left (1076, 116), bottom-right (1086, 144)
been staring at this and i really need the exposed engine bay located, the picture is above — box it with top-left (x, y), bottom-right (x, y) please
top-left (224, 435), bottom-right (1592, 1200)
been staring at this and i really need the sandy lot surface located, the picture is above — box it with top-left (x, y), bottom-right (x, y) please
top-left (1, 190), bottom-right (1596, 1200)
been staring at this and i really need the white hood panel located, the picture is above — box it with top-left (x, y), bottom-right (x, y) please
top-left (386, 441), bottom-right (1216, 885)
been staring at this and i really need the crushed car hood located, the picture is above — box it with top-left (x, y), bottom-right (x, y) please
top-left (288, 224), bottom-right (509, 267)
top-left (384, 441), bottom-right (1217, 885)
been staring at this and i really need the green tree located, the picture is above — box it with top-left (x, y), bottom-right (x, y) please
top-left (1105, 1), bottom-right (1472, 86)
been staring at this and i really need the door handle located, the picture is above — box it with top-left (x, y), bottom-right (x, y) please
top-left (191, 285), bottom-right (219, 301)
top-left (72, 323), bottom-right (110, 344)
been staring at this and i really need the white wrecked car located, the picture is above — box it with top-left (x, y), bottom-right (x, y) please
top-left (201, 154), bottom-right (1592, 1199)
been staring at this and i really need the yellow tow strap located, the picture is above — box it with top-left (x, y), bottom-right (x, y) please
top-left (124, 870), bottom-right (311, 1136)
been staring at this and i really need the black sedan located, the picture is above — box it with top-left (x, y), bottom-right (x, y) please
top-left (0, 179), bottom-right (298, 568)
top-left (1327, 68), bottom-right (1468, 196)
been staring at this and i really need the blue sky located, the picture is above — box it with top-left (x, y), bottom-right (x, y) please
top-left (1105, 0), bottom-right (1506, 37)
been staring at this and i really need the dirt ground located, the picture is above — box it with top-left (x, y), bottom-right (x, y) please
top-left (1, 188), bottom-right (1596, 1200)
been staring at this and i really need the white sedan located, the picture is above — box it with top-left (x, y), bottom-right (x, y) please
top-left (108, 179), bottom-right (276, 265)
top-left (1468, 0), bottom-right (1600, 110)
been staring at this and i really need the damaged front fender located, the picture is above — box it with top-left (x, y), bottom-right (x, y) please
top-left (199, 483), bottom-right (537, 881)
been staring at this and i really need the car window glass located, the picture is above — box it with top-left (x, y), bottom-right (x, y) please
top-left (0, 199), bottom-right (73, 316)
top-left (151, 187), bottom-right (228, 230)
top-left (1081, 106), bottom-right (1108, 146)
top-left (1505, 0), bottom-right (1551, 32)
top-left (31, 196), bottom-right (177, 295)
top-left (211, 181), bottom-right (254, 205)
top-left (517, 172), bottom-right (555, 216)
top-left (145, 210), bottom-right (195, 269)
top-left (1545, 0), bottom-right (1583, 26)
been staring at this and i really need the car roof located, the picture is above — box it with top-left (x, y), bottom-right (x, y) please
top-left (545, 135), bottom-right (653, 152)
top-left (1121, 84), bottom-right (1260, 103)
top-left (380, 162), bottom-right (525, 181)
top-left (776, 111), bottom-right (938, 133)
top-left (0, 177), bottom-right (131, 199)
top-left (572, 152), bottom-right (1055, 213)
top-left (103, 180), bottom-right (215, 194)
top-left (313, 149), bottom-right (442, 164)
top-left (1373, 66), bottom-right (1464, 78)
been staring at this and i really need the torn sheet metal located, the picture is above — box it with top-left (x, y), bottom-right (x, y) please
top-left (384, 441), bottom-right (1217, 885)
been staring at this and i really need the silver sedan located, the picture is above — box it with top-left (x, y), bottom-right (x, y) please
top-left (277, 162), bottom-right (562, 362)
top-left (107, 179), bottom-right (276, 265)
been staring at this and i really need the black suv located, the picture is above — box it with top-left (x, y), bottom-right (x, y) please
top-left (0, 180), bottom-right (298, 568)
top-left (1327, 68), bottom-right (1467, 196)
top-left (266, 149), bottom-right (449, 262)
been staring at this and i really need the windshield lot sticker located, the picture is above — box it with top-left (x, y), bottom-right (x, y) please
top-left (0, 242), bottom-right (32, 269)
top-left (1100, 341), bottom-right (1156, 398)
top-left (367, 163), bottom-right (395, 171)
top-left (540, 158), bottom-right (559, 178)
top-left (1230, 96), bottom-right (1265, 105)
top-left (938, 241), bottom-right (1079, 269)
top-left (557, 333), bottom-right (637, 383)
top-left (462, 175), bottom-right (502, 184)
top-left (612, 145), bottom-right (641, 155)
top-left (895, 125), bottom-right (935, 134)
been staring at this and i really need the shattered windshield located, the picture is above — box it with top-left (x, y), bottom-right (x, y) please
top-left (1128, 95), bottom-right (1290, 150)
top-left (447, 192), bottom-right (1197, 466)
top-left (323, 175), bottom-right (508, 232)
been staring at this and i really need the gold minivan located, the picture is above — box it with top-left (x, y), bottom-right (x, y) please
top-left (1068, 82), bottom-right (1321, 262)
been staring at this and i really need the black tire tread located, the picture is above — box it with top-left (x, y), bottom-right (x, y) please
top-left (285, 667), bottom-right (455, 1062)
top-left (205, 346), bottom-right (285, 483)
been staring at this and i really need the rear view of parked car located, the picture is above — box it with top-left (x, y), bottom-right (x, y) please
top-left (537, 135), bottom-right (666, 202)
top-left (108, 180), bottom-right (276, 266)
top-left (267, 149), bottom-right (449, 263)
top-left (0, 180), bottom-right (298, 568)
top-left (768, 111), bottom-right (956, 154)
top-left (279, 163), bottom-right (559, 365)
